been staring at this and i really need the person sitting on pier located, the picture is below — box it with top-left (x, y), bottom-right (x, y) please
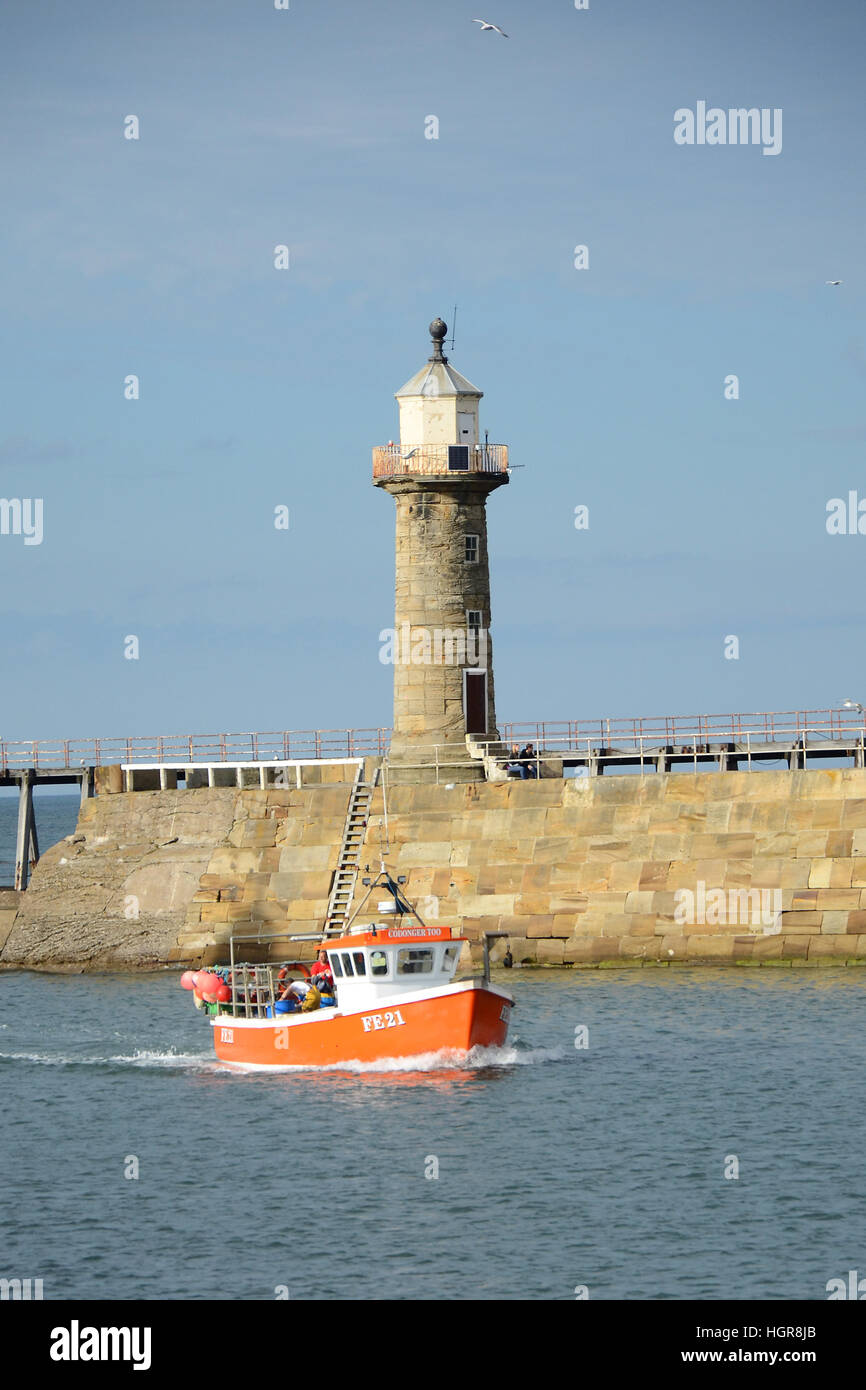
top-left (504, 743), bottom-right (522, 777)
top-left (518, 743), bottom-right (538, 779)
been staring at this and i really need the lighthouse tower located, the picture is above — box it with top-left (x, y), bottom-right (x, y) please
top-left (373, 319), bottom-right (509, 768)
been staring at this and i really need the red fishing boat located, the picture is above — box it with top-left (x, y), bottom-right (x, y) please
top-left (182, 869), bottom-right (513, 1069)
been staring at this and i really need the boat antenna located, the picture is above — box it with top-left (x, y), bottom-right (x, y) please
top-left (345, 861), bottom-right (426, 930)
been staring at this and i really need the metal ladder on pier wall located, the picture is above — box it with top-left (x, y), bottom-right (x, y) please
top-left (322, 765), bottom-right (379, 938)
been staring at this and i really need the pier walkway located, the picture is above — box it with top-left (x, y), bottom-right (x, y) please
top-left (2, 709), bottom-right (865, 888)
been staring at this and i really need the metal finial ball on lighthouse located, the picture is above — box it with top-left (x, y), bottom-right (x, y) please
top-left (372, 319), bottom-right (509, 774)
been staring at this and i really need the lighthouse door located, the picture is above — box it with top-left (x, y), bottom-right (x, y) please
top-left (457, 412), bottom-right (476, 446)
top-left (464, 669), bottom-right (487, 735)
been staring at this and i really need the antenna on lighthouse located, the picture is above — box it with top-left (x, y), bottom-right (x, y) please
top-left (447, 305), bottom-right (457, 353)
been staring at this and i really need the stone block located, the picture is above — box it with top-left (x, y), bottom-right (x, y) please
top-left (396, 841), bottom-right (454, 867)
top-left (535, 939), bottom-right (565, 965)
top-left (548, 892), bottom-right (589, 914)
top-left (559, 863), bottom-right (610, 891)
top-left (624, 890), bottom-right (655, 914)
top-left (826, 831), bottom-right (854, 858)
top-left (200, 903), bottom-right (231, 923)
top-left (779, 911), bottom-right (822, 932)
top-left (814, 890), bottom-right (860, 910)
top-left (476, 865), bottom-right (524, 894)
top-left (820, 912), bottom-right (849, 935)
top-left (691, 833), bottom-right (756, 858)
top-left (791, 831), bottom-right (830, 857)
top-left (650, 834), bottom-right (691, 859)
top-left (208, 848), bottom-right (263, 875)
top-left (624, 914), bottom-right (657, 936)
top-left (598, 915), bottom-right (634, 938)
top-left (250, 901), bottom-right (291, 923)
top-left (686, 934), bottom-right (733, 956)
top-left (646, 890), bottom-right (680, 919)
top-left (552, 913), bottom-right (585, 936)
top-left (808, 860), bottom-right (833, 888)
top-left (747, 860), bottom-right (785, 889)
top-left (745, 933), bottom-right (784, 959)
top-left (828, 858), bottom-right (856, 887)
top-left (269, 871), bottom-right (330, 900)
top-left (526, 917), bottom-right (571, 939)
top-left (639, 860), bottom-right (670, 889)
top-left (612, 804), bottom-right (650, 831)
top-left (277, 846), bottom-right (333, 872)
top-left (486, 839), bottom-right (536, 865)
top-left (531, 836), bottom-right (578, 864)
top-left (520, 864), bottom-right (553, 892)
top-left (513, 892), bottom-right (552, 917)
top-left (779, 862), bottom-right (812, 888)
top-left (459, 894), bottom-right (516, 918)
top-left (619, 936), bottom-right (663, 959)
top-left (809, 936), bottom-right (858, 957)
top-left (608, 861), bottom-right (645, 891)
top-left (779, 934), bottom-right (810, 958)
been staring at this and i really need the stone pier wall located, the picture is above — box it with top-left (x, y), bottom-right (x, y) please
top-left (4, 767), bottom-right (866, 969)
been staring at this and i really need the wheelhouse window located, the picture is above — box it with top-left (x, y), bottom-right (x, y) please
top-left (329, 954), bottom-right (344, 978)
top-left (352, 951), bottom-right (367, 976)
top-left (464, 534), bottom-right (479, 563)
top-left (443, 945), bottom-right (460, 970)
top-left (340, 952), bottom-right (355, 976)
top-left (397, 948), bottom-right (434, 975)
top-left (370, 950), bottom-right (389, 977)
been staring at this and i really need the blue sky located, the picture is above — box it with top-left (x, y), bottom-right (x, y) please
top-left (0, 0), bottom-right (864, 744)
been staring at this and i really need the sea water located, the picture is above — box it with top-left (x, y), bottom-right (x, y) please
top-left (0, 791), bottom-right (80, 885)
top-left (1, 964), bottom-right (864, 1300)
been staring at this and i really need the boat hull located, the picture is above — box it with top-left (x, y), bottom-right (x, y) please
top-left (210, 982), bottom-right (512, 1068)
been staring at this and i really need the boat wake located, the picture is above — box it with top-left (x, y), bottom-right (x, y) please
top-left (221, 1041), bottom-right (566, 1074)
top-left (0, 1048), bottom-right (218, 1071)
top-left (0, 1043), bottom-right (565, 1076)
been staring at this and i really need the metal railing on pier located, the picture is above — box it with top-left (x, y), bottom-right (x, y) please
top-left (1, 710), bottom-right (865, 777)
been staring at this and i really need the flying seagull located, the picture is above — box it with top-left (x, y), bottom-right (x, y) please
top-left (826, 280), bottom-right (842, 285)
top-left (472, 18), bottom-right (509, 37)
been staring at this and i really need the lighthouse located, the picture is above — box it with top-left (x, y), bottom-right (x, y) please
top-left (373, 319), bottom-right (509, 769)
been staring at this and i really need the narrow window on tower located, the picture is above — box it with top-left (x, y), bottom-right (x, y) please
top-left (466, 609), bottom-right (482, 630)
top-left (464, 534), bottom-right (479, 563)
